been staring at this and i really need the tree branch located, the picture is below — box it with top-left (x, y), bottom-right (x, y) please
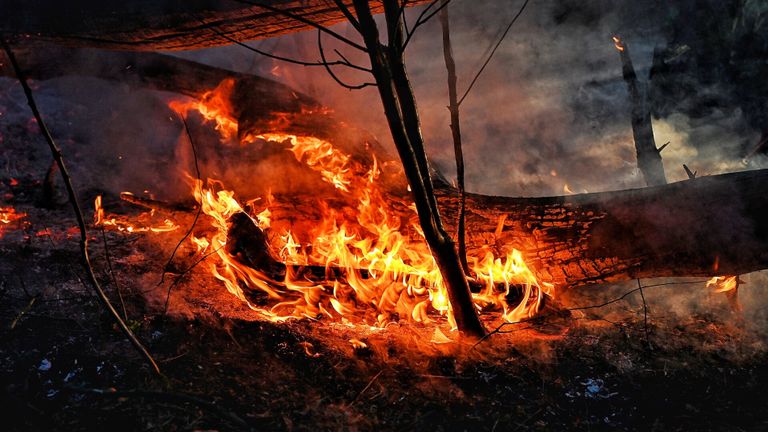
top-left (0, 39), bottom-right (160, 375)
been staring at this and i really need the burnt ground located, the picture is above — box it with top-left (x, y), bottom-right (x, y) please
top-left (1, 189), bottom-right (768, 432)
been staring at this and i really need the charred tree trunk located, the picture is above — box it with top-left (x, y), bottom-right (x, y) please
top-left (614, 36), bottom-right (667, 186)
top-left (351, 0), bottom-right (485, 337)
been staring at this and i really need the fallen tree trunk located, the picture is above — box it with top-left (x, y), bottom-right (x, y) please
top-left (0, 1), bottom-right (426, 51)
top-left (452, 169), bottom-right (768, 287)
top-left (6, 48), bottom-right (768, 289)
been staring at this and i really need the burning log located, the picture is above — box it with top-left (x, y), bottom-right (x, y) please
top-left (0, 1), bottom-right (427, 51)
top-left (213, 168), bottom-right (768, 291)
top-left (453, 169), bottom-right (768, 287)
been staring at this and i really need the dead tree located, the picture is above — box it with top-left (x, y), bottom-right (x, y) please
top-left (614, 36), bottom-right (667, 186)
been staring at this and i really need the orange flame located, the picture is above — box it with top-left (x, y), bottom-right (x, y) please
top-left (0, 206), bottom-right (26, 238)
top-left (706, 276), bottom-right (738, 293)
top-left (612, 36), bottom-right (625, 52)
top-left (169, 83), bottom-right (554, 330)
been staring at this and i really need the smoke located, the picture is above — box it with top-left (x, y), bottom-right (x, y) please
top-left (170, 0), bottom-right (765, 197)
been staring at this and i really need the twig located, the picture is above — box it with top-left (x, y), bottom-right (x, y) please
top-left (101, 227), bottom-right (128, 321)
top-left (636, 278), bottom-right (651, 348)
top-left (10, 296), bottom-right (37, 329)
top-left (162, 245), bottom-right (226, 312)
top-left (197, 16), bottom-right (370, 72)
top-left (354, 369), bottom-right (384, 402)
top-left (457, 0), bottom-right (530, 106)
top-left (317, 30), bottom-right (375, 90)
top-left (1, 38), bottom-right (160, 375)
top-left (63, 387), bottom-right (249, 429)
top-left (120, 193), bottom-right (196, 213)
top-left (159, 116), bottom-right (203, 285)
top-left (402, 0), bottom-right (453, 50)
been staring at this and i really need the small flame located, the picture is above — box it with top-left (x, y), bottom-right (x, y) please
top-left (612, 36), bottom-right (625, 52)
top-left (94, 195), bottom-right (179, 233)
top-left (706, 276), bottom-right (738, 293)
top-left (0, 206), bottom-right (26, 238)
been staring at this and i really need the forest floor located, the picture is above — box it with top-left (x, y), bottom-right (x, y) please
top-left (1, 192), bottom-right (768, 432)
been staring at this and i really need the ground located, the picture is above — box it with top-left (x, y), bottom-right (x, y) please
top-left (1, 196), bottom-right (767, 431)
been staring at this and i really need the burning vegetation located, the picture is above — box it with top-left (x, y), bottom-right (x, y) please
top-left (1, 0), bottom-right (768, 430)
top-left (155, 79), bottom-right (553, 329)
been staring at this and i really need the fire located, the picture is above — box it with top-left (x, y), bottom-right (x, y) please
top-left (94, 195), bottom-right (179, 233)
top-left (167, 81), bottom-right (554, 330)
top-left (706, 276), bottom-right (738, 293)
top-left (0, 206), bottom-right (26, 238)
top-left (612, 36), bottom-right (625, 52)
top-left (168, 78), bottom-right (241, 142)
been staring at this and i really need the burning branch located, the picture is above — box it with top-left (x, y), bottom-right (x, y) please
top-left (0, 39), bottom-right (161, 374)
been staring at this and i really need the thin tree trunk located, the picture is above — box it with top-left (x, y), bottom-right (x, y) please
top-left (351, 0), bottom-right (485, 337)
top-left (439, 0), bottom-right (469, 274)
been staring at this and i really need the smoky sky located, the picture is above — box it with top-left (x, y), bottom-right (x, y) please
top-left (164, 0), bottom-right (766, 197)
top-left (1, 0), bottom-right (766, 200)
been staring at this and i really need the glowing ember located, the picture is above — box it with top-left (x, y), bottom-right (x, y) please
top-left (0, 206), bottom-right (26, 238)
top-left (169, 81), bottom-right (554, 330)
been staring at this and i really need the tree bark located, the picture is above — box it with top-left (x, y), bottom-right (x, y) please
top-left (0, 1), bottom-right (426, 51)
top-left (450, 169), bottom-right (768, 287)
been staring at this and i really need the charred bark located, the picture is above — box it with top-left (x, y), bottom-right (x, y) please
top-left (0, 1), bottom-right (425, 51)
top-left (451, 169), bottom-right (768, 287)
